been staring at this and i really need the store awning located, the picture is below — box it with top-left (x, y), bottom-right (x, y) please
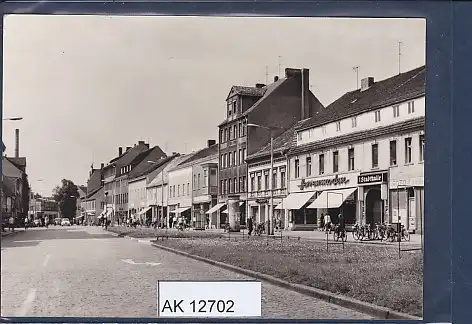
top-left (275, 192), bottom-right (316, 210)
top-left (307, 187), bottom-right (357, 209)
top-left (138, 207), bottom-right (151, 216)
top-left (205, 203), bottom-right (226, 214)
top-left (178, 206), bottom-right (191, 213)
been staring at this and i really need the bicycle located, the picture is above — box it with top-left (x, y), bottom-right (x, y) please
top-left (332, 224), bottom-right (347, 242)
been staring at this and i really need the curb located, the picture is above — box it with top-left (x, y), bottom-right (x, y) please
top-left (151, 241), bottom-right (420, 321)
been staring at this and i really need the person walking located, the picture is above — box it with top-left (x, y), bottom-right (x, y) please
top-left (247, 216), bottom-right (254, 236)
top-left (24, 217), bottom-right (29, 230)
top-left (323, 213), bottom-right (332, 233)
top-left (9, 216), bottom-right (15, 232)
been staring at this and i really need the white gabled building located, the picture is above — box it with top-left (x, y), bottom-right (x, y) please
top-left (285, 65), bottom-right (425, 232)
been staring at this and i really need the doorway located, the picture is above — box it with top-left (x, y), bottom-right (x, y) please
top-left (365, 189), bottom-right (383, 226)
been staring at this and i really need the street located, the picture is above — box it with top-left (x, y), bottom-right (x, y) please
top-left (1, 226), bottom-right (372, 319)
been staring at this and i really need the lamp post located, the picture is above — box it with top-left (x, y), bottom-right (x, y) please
top-left (246, 123), bottom-right (280, 236)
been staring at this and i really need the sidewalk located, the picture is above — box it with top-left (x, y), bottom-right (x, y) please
top-left (209, 228), bottom-right (422, 247)
top-left (1, 228), bottom-right (24, 238)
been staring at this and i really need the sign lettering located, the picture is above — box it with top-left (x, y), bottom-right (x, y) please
top-left (298, 175), bottom-right (349, 190)
top-left (358, 173), bottom-right (387, 185)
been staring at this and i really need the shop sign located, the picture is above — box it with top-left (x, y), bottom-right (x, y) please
top-left (358, 172), bottom-right (388, 185)
top-left (298, 175), bottom-right (350, 191)
top-left (256, 199), bottom-right (268, 204)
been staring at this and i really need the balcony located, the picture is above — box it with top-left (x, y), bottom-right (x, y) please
top-left (247, 188), bottom-right (287, 199)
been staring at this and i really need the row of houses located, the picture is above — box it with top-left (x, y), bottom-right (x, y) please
top-left (1, 129), bottom-right (30, 228)
top-left (81, 65), bottom-right (425, 233)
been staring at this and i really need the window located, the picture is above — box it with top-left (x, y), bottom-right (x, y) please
top-left (280, 170), bottom-right (286, 188)
top-left (251, 177), bottom-right (255, 192)
top-left (219, 130), bottom-right (224, 143)
top-left (203, 170), bottom-right (208, 187)
top-left (306, 156), bottom-right (312, 176)
top-left (229, 178), bottom-right (232, 193)
top-left (220, 180), bottom-right (224, 194)
top-left (408, 101), bottom-right (415, 114)
top-left (393, 105), bottom-right (400, 118)
top-left (193, 174), bottom-right (196, 187)
top-left (238, 123), bottom-right (242, 138)
top-left (234, 177), bottom-right (237, 192)
top-left (242, 176), bottom-right (246, 191)
top-left (257, 175), bottom-right (262, 191)
top-left (371, 143), bottom-right (379, 168)
top-left (297, 132), bottom-right (302, 141)
top-left (242, 148), bottom-right (247, 162)
top-left (264, 173), bottom-right (269, 190)
top-left (294, 159), bottom-right (300, 178)
top-left (198, 174), bottom-right (201, 189)
top-left (390, 140), bottom-right (397, 166)
top-left (405, 137), bottom-right (412, 163)
top-left (322, 126), bottom-right (327, 135)
top-left (273, 172), bottom-right (277, 189)
top-left (242, 121), bottom-right (246, 136)
top-left (333, 151), bottom-right (339, 173)
top-left (336, 121), bottom-right (341, 132)
top-left (239, 177), bottom-right (243, 193)
top-left (374, 110), bottom-right (381, 122)
top-left (232, 101), bottom-right (237, 114)
top-left (419, 134), bottom-right (425, 162)
top-left (232, 151), bottom-right (236, 165)
top-left (239, 149), bottom-right (242, 165)
top-left (223, 180), bottom-right (227, 194)
top-left (348, 148), bottom-right (355, 171)
top-left (319, 154), bottom-right (325, 175)
top-left (351, 117), bottom-right (357, 128)
top-left (178, 185), bottom-right (181, 197)
top-left (182, 184), bottom-right (185, 195)
top-left (228, 104), bottom-right (232, 116)
top-left (233, 125), bottom-right (238, 138)
top-left (224, 129), bottom-right (228, 142)
top-left (229, 127), bottom-right (233, 140)
top-left (187, 183), bottom-right (190, 195)
top-left (227, 153), bottom-right (231, 167)
top-left (220, 155), bottom-right (225, 168)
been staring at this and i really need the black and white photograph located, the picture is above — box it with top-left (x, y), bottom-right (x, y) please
top-left (1, 15), bottom-right (425, 320)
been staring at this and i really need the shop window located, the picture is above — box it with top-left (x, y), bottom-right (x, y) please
top-left (348, 148), bottom-right (355, 171)
top-left (405, 137), bottom-right (412, 164)
top-left (371, 143), bottom-right (379, 168)
top-left (294, 159), bottom-right (300, 178)
top-left (333, 151), bottom-right (339, 173)
top-left (390, 140), bottom-right (397, 166)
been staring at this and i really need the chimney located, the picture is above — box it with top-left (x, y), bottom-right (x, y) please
top-left (274, 76), bottom-right (279, 82)
top-left (172, 151), bottom-right (178, 155)
top-left (207, 139), bottom-right (216, 147)
top-left (301, 69), bottom-right (310, 119)
top-left (101, 163), bottom-right (104, 169)
top-left (145, 143), bottom-right (150, 149)
top-left (255, 83), bottom-right (265, 88)
top-left (126, 146), bottom-right (131, 151)
top-left (138, 140), bottom-right (145, 145)
top-left (15, 129), bottom-right (19, 158)
top-left (285, 68), bottom-right (301, 78)
top-left (118, 147), bottom-right (123, 156)
top-left (361, 77), bottom-right (374, 91)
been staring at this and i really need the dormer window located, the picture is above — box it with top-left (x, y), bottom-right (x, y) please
top-left (336, 121), bottom-right (341, 132)
top-left (408, 101), bottom-right (415, 114)
top-left (232, 101), bottom-right (237, 114)
top-left (351, 117), bottom-right (357, 128)
top-left (374, 110), bottom-right (381, 123)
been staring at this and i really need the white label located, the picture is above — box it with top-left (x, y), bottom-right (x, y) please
top-left (157, 281), bottom-right (261, 318)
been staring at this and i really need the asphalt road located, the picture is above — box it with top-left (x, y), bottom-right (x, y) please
top-left (1, 226), bottom-right (372, 320)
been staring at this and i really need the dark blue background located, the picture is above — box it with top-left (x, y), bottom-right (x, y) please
top-left (1, 1), bottom-right (470, 323)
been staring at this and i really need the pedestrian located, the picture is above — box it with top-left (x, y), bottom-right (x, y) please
top-left (9, 216), bottom-right (15, 232)
top-left (205, 215), bottom-right (209, 229)
top-left (24, 217), bottom-right (29, 230)
top-left (45, 217), bottom-right (49, 229)
top-left (324, 213), bottom-right (332, 233)
top-left (247, 216), bottom-right (254, 236)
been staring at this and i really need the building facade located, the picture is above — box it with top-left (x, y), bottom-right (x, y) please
top-left (29, 197), bottom-right (60, 223)
top-left (84, 165), bottom-right (104, 224)
top-left (287, 65), bottom-right (425, 232)
top-left (167, 163), bottom-right (193, 227)
top-left (217, 68), bottom-right (324, 231)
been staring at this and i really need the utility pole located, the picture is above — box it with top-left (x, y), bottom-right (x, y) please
top-left (398, 41), bottom-right (402, 74)
top-left (353, 66), bottom-right (360, 90)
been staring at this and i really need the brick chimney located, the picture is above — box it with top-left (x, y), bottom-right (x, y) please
top-left (301, 69), bottom-right (310, 119)
top-left (207, 140), bottom-right (216, 147)
top-left (118, 147), bottom-right (123, 156)
top-left (15, 129), bottom-right (19, 158)
top-left (138, 140), bottom-right (145, 145)
top-left (361, 77), bottom-right (374, 92)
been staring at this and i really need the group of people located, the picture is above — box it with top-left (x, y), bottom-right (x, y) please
top-left (319, 213), bottom-right (344, 233)
top-left (246, 216), bottom-right (283, 236)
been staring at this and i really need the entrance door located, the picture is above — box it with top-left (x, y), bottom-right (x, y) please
top-left (408, 198), bottom-right (416, 231)
top-left (259, 205), bottom-right (266, 223)
top-left (365, 189), bottom-right (383, 226)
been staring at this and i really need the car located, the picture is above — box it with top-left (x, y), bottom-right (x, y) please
top-left (33, 219), bottom-right (41, 227)
top-left (61, 218), bottom-right (71, 226)
top-left (54, 218), bottom-right (61, 226)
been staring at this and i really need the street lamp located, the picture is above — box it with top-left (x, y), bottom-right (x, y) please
top-left (246, 123), bottom-right (280, 236)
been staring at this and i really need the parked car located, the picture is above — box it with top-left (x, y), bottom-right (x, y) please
top-left (61, 218), bottom-right (71, 226)
top-left (54, 218), bottom-right (61, 226)
top-left (33, 219), bottom-right (41, 227)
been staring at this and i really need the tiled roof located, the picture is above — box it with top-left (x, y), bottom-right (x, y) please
top-left (296, 65), bottom-right (426, 131)
top-left (246, 119), bottom-right (312, 162)
top-left (87, 186), bottom-right (103, 200)
top-left (128, 151), bottom-right (173, 181)
top-left (173, 144), bottom-right (218, 169)
top-left (227, 86), bottom-right (266, 100)
top-left (242, 78), bottom-right (286, 117)
top-left (2, 177), bottom-right (15, 196)
top-left (115, 143), bottom-right (151, 167)
top-left (289, 116), bottom-right (425, 156)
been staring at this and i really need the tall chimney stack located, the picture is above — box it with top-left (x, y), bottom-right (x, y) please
top-left (118, 147), bottom-right (123, 156)
top-left (15, 129), bottom-right (19, 158)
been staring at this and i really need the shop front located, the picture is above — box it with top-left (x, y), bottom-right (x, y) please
top-left (389, 164), bottom-right (424, 233)
top-left (357, 171), bottom-right (388, 227)
top-left (193, 195), bottom-right (215, 229)
top-left (285, 172), bottom-right (360, 230)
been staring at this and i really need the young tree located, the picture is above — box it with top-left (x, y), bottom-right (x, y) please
top-left (52, 179), bottom-right (79, 219)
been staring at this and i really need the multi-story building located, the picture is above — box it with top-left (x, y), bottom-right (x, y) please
top-left (286, 65), bottom-right (425, 232)
top-left (84, 164), bottom-right (104, 224)
top-left (29, 197), bottom-right (59, 223)
top-left (245, 119), bottom-right (309, 230)
top-left (127, 147), bottom-right (173, 224)
top-left (217, 68), bottom-right (324, 230)
top-left (2, 156), bottom-right (29, 223)
top-left (146, 153), bottom-right (187, 228)
top-left (76, 185), bottom-right (87, 223)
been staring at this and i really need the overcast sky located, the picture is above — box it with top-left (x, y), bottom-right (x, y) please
top-left (2, 15), bottom-right (425, 196)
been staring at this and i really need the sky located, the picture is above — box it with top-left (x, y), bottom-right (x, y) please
top-left (2, 15), bottom-right (425, 196)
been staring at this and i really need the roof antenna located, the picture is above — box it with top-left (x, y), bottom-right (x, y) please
top-left (398, 41), bottom-right (402, 75)
top-left (352, 66), bottom-right (360, 90)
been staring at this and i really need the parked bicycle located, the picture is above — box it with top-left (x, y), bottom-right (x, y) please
top-left (373, 223), bottom-right (387, 240)
top-left (388, 224), bottom-right (410, 242)
top-left (352, 223), bottom-right (373, 240)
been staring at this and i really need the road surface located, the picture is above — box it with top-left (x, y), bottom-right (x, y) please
top-left (1, 226), bottom-right (372, 319)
